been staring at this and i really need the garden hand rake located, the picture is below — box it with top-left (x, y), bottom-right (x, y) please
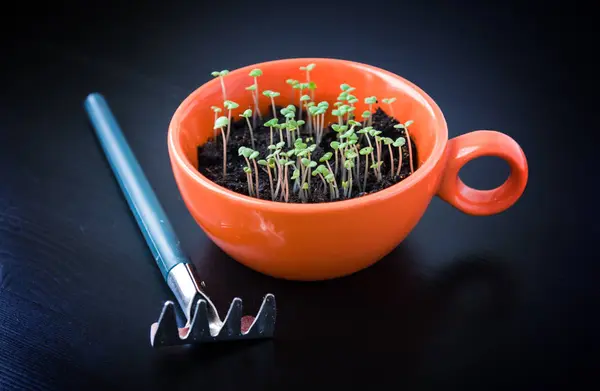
top-left (84, 93), bottom-right (276, 348)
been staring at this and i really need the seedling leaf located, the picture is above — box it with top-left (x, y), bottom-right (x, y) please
top-left (214, 116), bottom-right (228, 129)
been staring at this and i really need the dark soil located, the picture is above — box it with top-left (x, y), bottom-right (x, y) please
top-left (196, 106), bottom-right (418, 203)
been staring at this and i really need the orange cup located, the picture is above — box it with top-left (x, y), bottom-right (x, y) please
top-left (167, 58), bottom-right (528, 281)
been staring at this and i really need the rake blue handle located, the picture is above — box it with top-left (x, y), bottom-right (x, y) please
top-left (84, 92), bottom-right (188, 281)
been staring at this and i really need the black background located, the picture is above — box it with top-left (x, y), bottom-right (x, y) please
top-left (1, 0), bottom-right (598, 390)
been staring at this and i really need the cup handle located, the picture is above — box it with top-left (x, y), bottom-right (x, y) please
top-left (436, 130), bottom-right (528, 216)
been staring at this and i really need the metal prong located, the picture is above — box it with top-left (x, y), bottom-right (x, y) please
top-left (244, 294), bottom-right (276, 338)
top-left (218, 298), bottom-right (243, 338)
top-left (150, 301), bottom-right (180, 348)
top-left (187, 299), bottom-right (212, 342)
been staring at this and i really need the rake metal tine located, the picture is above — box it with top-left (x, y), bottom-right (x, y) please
top-left (244, 294), bottom-right (276, 338)
top-left (218, 298), bottom-right (243, 338)
top-left (150, 301), bottom-right (180, 348)
top-left (187, 298), bottom-right (213, 342)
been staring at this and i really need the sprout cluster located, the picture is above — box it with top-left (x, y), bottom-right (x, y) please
top-left (208, 63), bottom-right (416, 202)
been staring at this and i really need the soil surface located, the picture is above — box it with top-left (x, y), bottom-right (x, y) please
top-left (197, 106), bottom-right (418, 203)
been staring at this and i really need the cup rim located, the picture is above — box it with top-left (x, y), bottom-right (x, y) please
top-left (168, 57), bottom-right (448, 213)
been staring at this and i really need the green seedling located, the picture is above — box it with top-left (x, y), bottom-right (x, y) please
top-left (274, 123), bottom-right (284, 144)
top-left (300, 63), bottom-right (316, 82)
top-left (268, 148), bottom-right (283, 200)
top-left (248, 68), bottom-right (263, 124)
top-left (310, 101), bottom-right (328, 144)
top-left (263, 118), bottom-right (278, 146)
top-left (286, 79), bottom-right (299, 104)
top-left (248, 149), bottom-right (260, 198)
top-left (296, 120), bottom-right (306, 143)
top-left (300, 63), bottom-right (316, 100)
top-left (211, 106), bottom-right (222, 138)
top-left (361, 110), bottom-right (371, 128)
top-left (312, 164), bottom-right (329, 194)
top-left (359, 146), bottom-right (373, 191)
top-left (357, 126), bottom-right (376, 173)
top-left (340, 83), bottom-right (355, 93)
top-left (284, 119), bottom-right (299, 148)
top-left (332, 109), bottom-right (342, 125)
top-left (370, 161), bottom-right (384, 182)
top-left (393, 137), bottom-right (406, 177)
top-left (299, 94), bottom-right (310, 122)
top-left (382, 137), bottom-right (395, 176)
top-left (239, 147), bottom-right (260, 198)
top-left (325, 171), bottom-right (340, 200)
top-left (318, 151), bottom-right (334, 180)
top-left (317, 155), bottom-right (337, 198)
top-left (214, 116), bottom-right (229, 177)
top-left (330, 141), bottom-right (341, 176)
top-left (211, 70), bottom-right (229, 101)
top-left (307, 81), bottom-right (317, 102)
top-left (279, 159), bottom-right (294, 202)
top-left (381, 97), bottom-right (396, 118)
top-left (239, 108), bottom-right (256, 149)
top-left (238, 147), bottom-right (254, 196)
top-left (242, 166), bottom-right (253, 196)
top-left (223, 100), bottom-right (239, 141)
top-left (394, 120), bottom-right (414, 173)
top-left (368, 128), bottom-right (383, 180)
top-left (364, 96), bottom-right (377, 126)
top-left (258, 158), bottom-right (275, 200)
top-left (344, 150), bottom-right (357, 198)
top-left (299, 157), bottom-right (317, 202)
top-left (262, 90), bottom-right (280, 119)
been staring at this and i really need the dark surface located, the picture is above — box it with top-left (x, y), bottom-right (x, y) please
top-left (1, 0), bottom-right (598, 390)
top-left (197, 107), bottom-right (418, 203)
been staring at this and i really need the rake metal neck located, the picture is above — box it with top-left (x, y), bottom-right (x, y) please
top-left (166, 263), bottom-right (220, 326)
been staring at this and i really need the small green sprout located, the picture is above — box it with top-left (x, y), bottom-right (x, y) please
top-left (264, 118), bottom-right (278, 145)
top-left (359, 146), bottom-right (373, 191)
top-left (239, 108), bottom-right (256, 149)
top-left (330, 140), bottom-right (343, 176)
top-left (300, 63), bottom-right (316, 82)
top-left (258, 159), bottom-right (275, 200)
top-left (343, 158), bottom-right (355, 198)
top-left (394, 120), bottom-right (415, 173)
top-left (238, 146), bottom-right (261, 198)
top-left (247, 68), bottom-right (263, 123)
top-left (393, 136), bottom-right (406, 177)
top-left (324, 170), bottom-right (340, 200)
top-left (382, 137), bottom-right (395, 176)
top-left (365, 95), bottom-right (377, 108)
top-left (211, 105), bottom-right (222, 138)
top-left (312, 164), bottom-right (329, 195)
top-left (249, 68), bottom-right (262, 77)
top-left (307, 80), bottom-right (317, 101)
top-left (214, 116), bottom-right (229, 177)
top-left (286, 79), bottom-right (299, 104)
top-left (211, 70), bottom-right (229, 101)
top-left (381, 97), bottom-right (397, 118)
top-left (366, 128), bottom-right (383, 180)
top-left (332, 109), bottom-right (342, 125)
top-left (262, 90), bottom-right (280, 119)
top-left (223, 100), bottom-right (239, 141)
top-left (242, 165), bottom-right (253, 196)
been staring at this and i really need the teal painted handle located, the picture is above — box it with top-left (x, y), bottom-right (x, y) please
top-left (84, 93), bottom-right (188, 280)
